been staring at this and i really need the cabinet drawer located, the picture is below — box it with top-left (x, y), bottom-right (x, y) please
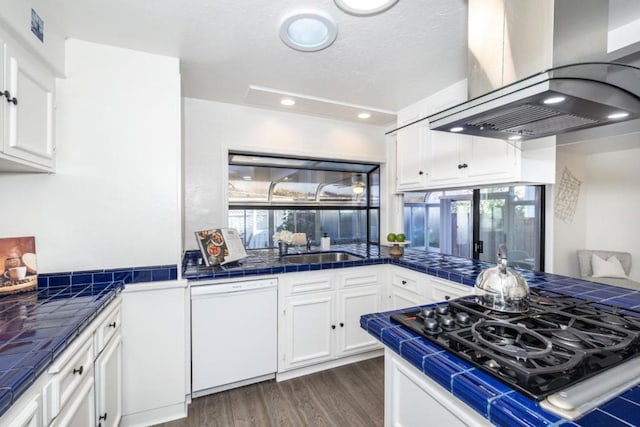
top-left (430, 278), bottom-right (473, 302)
top-left (281, 272), bottom-right (335, 296)
top-left (339, 268), bottom-right (380, 289)
top-left (94, 305), bottom-right (121, 355)
top-left (44, 338), bottom-right (94, 421)
top-left (391, 271), bottom-right (421, 295)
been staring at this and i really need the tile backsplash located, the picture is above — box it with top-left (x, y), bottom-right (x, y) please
top-left (37, 264), bottom-right (178, 290)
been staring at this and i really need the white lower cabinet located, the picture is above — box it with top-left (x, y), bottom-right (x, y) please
top-left (430, 277), bottom-right (474, 302)
top-left (336, 285), bottom-right (383, 355)
top-left (278, 267), bottom-right (384, 374)
top-left (49, 377), bottom-right (95, 427)
top-left (385, 349), bottom-right (490, 427)
top-left (5, 394), bottom-right (41, 427)
top-left (94, 335), bottom-right (122, 427)
top-left (388, 266), bottom-right (433, 309)
top-left (282, 291), bottom-right (335, 369)
top-left (120, 280), bottom-right (188, 426)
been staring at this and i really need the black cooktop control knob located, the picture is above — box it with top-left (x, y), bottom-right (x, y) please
top-left (441, 316), bottom-right (456, 328)
top-left (423, 318), bottom-right (439, 331)
top-left (456, 312), bottom-right (471, 325)
top-left (420, 308), bottom-right (435, 318)
top-left (436, 305), bottom-right (449, 316)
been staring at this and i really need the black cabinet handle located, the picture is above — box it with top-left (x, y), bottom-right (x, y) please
top-left (3, 91), bottom-right (17, 105)
top-left (340, 322), bottom-right (344, 327)
top-left (73, 365), bottom-right (84, 375)
top-left (462, 163), bottom-right (468, 169)
top-left (99, 413), bottom-right (108, 421)
top-left (331, 324), bottom-right (336, 330)
top-left (401, 280), bottom-right (407, 285)
top-left (108, 321), bottom-right (117, 328)
top-left (445, 295), bottom-right (451, 301)
top-left (418, 171), bottom-right (424, 175)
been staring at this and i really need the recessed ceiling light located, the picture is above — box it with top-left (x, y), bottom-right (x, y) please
top-left (508, 135), bottom-right (522, 141)
top-left (279, 11), bottom-right (337, 52)
top-left (450, 126), bottom-right (464, 132)
top-left (335, 0), bottom-right (399, 15)
top-left (242, 176), bottom-right (252, 181)
top-left (358, 112), bottom-right (371, 119)
top-left (281, 98), bottom-right (296, 106)
top-left (608, 112), bottom-right (629, 119)
top-left (543, 96), bottom-right (566, 105)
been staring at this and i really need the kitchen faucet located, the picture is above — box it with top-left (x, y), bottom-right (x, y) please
top-left (306, 234), bottom-right (312, 251)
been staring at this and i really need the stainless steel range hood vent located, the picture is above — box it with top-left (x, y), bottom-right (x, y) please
top-left (428, 62), bottom-right (640, 141)
top-left (422, 0), bottom-right (640, 142)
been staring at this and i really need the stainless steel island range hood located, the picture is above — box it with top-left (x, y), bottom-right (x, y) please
top-left (428, 0), bottom-right (640, 142)
top-left (428, 62), bottom-right (640, 141)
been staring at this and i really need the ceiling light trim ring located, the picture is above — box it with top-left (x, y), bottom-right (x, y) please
top-left (279, 10), bottom-right (338, 52)
top-left (334, 0), bottom-right (399, 16)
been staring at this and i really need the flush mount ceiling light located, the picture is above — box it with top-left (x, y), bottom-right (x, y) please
top-left (334, 0), bottom-right (399, 15)
top-left (358, 112), bottom-right (371, 119)
top-left (279, 11), bottom-right (337, 52)
top-left (608, 112), bottom-right (629, 119)
top-left (450, 126), bottom-right (464, 132)
top-left (543, 96), bottom-right (566, 105)
top-left (281, 98), bottom-right (296, 106)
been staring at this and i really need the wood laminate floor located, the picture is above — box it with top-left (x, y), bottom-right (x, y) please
top-left (156, 357), bottom-right (384, 427)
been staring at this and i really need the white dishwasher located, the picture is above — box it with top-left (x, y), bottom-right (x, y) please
top-left (191, 278), bottom-right (277, 397)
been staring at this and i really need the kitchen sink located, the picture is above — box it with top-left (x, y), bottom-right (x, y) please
top-left (282, 252), bottom-right (364, 264)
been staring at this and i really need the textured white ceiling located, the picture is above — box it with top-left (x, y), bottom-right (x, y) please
top-left (47, 0), bottom-right (468, 117)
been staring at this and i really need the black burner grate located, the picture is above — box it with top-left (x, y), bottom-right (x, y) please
top-left (390, 289), bottom-right (640, 400)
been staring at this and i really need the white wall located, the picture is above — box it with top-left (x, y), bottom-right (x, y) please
top-left (183, 97), bottom-right (389, 251)
top-left (0, 39), bottom-right (182, 273)
top-left (584, 148), bottom-right (640, 281)
top-left (552, 146), bottom-right (640, 281)
top-left (550, 149), bottom-right (588, 278)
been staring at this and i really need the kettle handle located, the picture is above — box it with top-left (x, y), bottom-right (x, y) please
top-left (498, 244), bottom-right (508, 260)
top-left (497, 244), bottom-right (508, 273)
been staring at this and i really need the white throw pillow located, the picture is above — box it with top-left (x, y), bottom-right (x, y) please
top-left (591, 254), bottom-right (628, 278)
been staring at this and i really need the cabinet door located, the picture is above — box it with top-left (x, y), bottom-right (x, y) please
top-left (3, 42), bottom-right (55, 169)
top-left (466, 135), bottom-right (517, 181)
top-left (6, 395), bottom-right (41, 427)
top-left (385, 350), bottom-right (491, 427)
top-left (95, 335), bottom-right (122, 427)
top-left (430, 277), bottom-right (474, 302)
top-left (281, 292), bottom-right (335, 370)
top-left (390, 287), bottom-right (422, 310)
top-left (50, 377), bottom-right (95, 427)
top-left (428, 131), bottom-right (463, 185)
top-left (121, 282), bottom-right (187, 419)
top-left (396, 103), bottom-right (428, 191)
top-left (336, 285), bottom-right (383, 355)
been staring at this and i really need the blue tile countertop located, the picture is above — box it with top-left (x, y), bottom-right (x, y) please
top-left (0, 281), bottom-right (123, 417)
top-left (0, 263), bottom-right (177, 419)
top-left (362, 280), bottom-right (640, 427)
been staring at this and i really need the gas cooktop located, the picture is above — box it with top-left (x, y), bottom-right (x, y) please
top-left (390, 288), bottom-right (640, 401)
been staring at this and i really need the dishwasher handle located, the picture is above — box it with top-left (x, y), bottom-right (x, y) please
top-left (191, 278), bottom-right (277, 297)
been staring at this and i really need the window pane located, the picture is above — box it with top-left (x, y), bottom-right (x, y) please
top-left (228, 180), bottom-right (271, 203)
top-left (272, 182), bottom-right (319, 202)
top-left (479, 186), bottom-right (542, 270)
top-left (230, 208), bottom-right (370, 248)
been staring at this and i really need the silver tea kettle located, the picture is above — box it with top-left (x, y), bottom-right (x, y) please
top-left (475, 244), bottom-right (530, 313)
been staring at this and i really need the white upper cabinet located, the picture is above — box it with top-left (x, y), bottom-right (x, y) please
top-left (396, 80), bottom-right (555, 192)
top-left (396, 99), bottom-right (429, 191)
top-left (0, 27), bottom-right (56, 172)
